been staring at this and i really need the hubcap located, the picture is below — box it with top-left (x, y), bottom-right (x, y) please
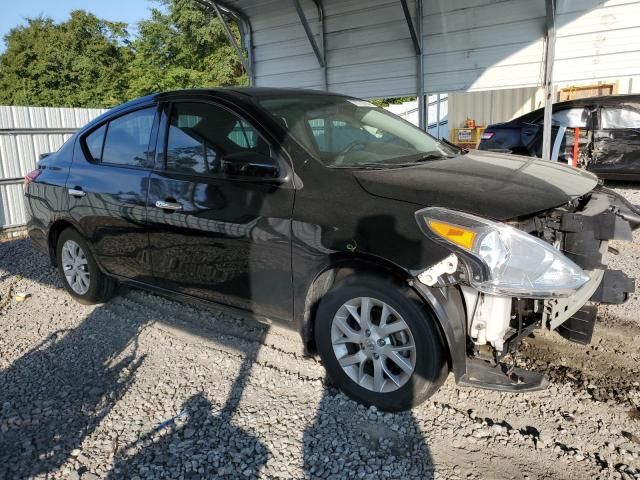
top-left (61, 240), bottom-right (90, 295)
top-left (331, 296), bottom-right (416, 393)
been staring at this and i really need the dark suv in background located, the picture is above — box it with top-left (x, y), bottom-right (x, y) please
top-left (24, 88), bottom-right (639, 411)
top-left (479, 94), bottom-right (640, 179)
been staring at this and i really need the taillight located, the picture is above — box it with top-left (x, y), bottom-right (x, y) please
top-left (481, 132), bottom-right (495, 140)
top-left (24, 169), bottom-right (42, 190)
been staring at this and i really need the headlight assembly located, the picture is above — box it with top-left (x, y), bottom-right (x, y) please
top-left (415, 207), bottom-right (589, 298)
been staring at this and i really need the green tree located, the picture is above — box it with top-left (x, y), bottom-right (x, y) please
top-left (0, 11), bottom-right (131, 107)
top-left (0, 1), bottom-right (248, 107)
top-left (370, 97), bottom-right (416, 108)
top-left (126, 0), bottom-right (247, 98)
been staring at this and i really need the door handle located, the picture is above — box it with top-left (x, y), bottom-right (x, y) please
top-left (68, 187), bottom-right (86, 197)
top-left (155, 200), bottom-right (182, 211)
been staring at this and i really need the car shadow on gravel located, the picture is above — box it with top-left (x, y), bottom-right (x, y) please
top-left (302, 388), bottom-right (434, 479)
top-left (0, 303), bottom-right (147, 479)
top-left (0, 238), bottom-right (61, 287)
top-left (1, 237), bottom-right (434, 478)
top-left (107, 348), bottom-right (269, 479)
top-left (0, 239), bottom-right (272, 479)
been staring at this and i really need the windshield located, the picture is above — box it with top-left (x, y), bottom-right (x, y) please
top-left (257, 95), bottom-right (455, 167)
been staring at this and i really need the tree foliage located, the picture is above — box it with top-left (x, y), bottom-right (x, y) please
top-left (126, 0), bottom-right (246, 99)
top-left (370, 97), bottom-right (416, 108)
top-left (0, 0), bottom-right (247, 108)
top-left (0, 11), bottom-right (131, 107)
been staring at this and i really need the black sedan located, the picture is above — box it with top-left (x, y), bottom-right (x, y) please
top-left (24, 88), bottom-right (638, 411)
top-left (478, 94), bottom-right (640, 179)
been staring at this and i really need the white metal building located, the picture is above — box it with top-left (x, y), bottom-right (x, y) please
top-left (0, 106), bottom-right (106, 229)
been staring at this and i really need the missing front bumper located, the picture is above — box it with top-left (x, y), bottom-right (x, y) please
top-left (543, 269), bottom-right (604, 331)
top-left (542, 267), bottom-right (634, 344)
top-left (457, 357), bottom-right (549, 393)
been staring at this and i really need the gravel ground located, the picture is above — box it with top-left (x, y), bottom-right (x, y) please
top-left (1, 182), bottom-right (639, 480)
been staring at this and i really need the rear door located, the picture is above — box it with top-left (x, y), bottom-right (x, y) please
top-left (146, 99), bottom-right (295, 321)
top-left (591, 105), bottom-right (640, 176)
top-left (67, 105), bottom-right (158, 281)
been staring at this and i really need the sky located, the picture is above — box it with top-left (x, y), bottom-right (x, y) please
top-left (0, 0), bottom-right (157, 50)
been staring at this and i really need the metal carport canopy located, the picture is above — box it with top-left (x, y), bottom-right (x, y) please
top-left (203, 0), bottom-right (640, 157)
top-left (204, 0), bottom-right (640, 94)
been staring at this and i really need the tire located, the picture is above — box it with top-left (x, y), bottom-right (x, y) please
top-left (56, 227), bottom-right (117, 304)
top-left (315, 274), bottom-right (448, 411)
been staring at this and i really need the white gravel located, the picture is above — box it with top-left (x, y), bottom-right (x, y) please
top-left (0, 181), bottom-right (639, 480)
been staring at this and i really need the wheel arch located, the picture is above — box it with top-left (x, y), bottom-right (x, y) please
top-left (299, 253), bottom-right (458, 374)
top-left (47, 218), bottom-right (86, 265)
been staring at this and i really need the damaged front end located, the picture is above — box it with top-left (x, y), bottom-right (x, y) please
top-left (415, 186), bottom-right (638, 392)
top-left (514, 186), bottom-right (636, 344)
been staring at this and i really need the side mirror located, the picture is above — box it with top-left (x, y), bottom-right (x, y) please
top-left (220, 152), bottom-right (280, 179)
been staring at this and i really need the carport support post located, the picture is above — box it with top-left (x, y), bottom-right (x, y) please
top-left (210, 2), bottom-right (252, 80)
top-left (416, 0), bottom-right (425, 130)
top-left (293, 0), bottom-right (327, 90)
top-left (542, 0), bottom-right (557, 162)
top-left (401, 0), bottom-right (425, 130)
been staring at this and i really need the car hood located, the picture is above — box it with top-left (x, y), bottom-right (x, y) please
top-left (353, 150), bottom-right (598, 220)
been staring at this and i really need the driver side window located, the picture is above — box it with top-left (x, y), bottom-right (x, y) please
top-left (165, 102), bottom-right (276, 178)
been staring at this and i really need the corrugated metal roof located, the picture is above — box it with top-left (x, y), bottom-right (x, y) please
top-left (555, 0), bottom-right (640, 83)
top-left (217, 0), bottom-right (640, 97)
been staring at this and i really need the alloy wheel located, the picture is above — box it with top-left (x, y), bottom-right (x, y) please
top-left (61, 239), bottom-right (90, 295)
top-left (331, 296), bottom-right (417, 393)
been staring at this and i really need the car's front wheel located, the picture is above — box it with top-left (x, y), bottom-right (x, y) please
top-left (315, 274), bottom-right (449, 411)
top-left (56, 228), bottom-right (117, 304)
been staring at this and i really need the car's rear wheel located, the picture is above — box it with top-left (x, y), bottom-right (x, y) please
top-left (315, 274), bottom-right (448, 411)
top-left (56, 228), bottom-right (116, 304)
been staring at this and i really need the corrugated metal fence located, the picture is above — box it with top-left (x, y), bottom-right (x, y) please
top-left (0, 106), bottom-right (106, 229)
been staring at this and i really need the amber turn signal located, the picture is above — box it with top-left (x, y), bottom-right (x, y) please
top-left (426, 220), bottom-right (477, 250)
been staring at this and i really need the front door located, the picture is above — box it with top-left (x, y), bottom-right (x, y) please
top-left (146, 100), bottom-right (295, 321)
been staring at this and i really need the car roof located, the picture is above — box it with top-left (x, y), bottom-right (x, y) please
top-left (552, 93), bottom-right (640, 108)
top-left (154, 87), bottom-right (341, 99)
top-left (81, 87), bottom-right (347, 132)
top-left (510, 93), bottom-right (640, 123)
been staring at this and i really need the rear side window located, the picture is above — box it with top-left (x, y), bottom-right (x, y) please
top-left (100, 107), bottom-right (156, 168)
top-left (85, 124), bottom-right (106, 161)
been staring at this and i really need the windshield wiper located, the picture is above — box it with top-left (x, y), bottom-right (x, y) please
top-left (413, 153), bottom-right (449, 162)
top-left (329, 163), bottom-right (393, 169)
top-left (440, 138), bottom-right (469, 154)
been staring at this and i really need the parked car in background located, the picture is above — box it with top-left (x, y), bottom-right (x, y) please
top-left (478, 94), bottom-right (640, 180)
top-left (24, 88), bottom-right (639, 411)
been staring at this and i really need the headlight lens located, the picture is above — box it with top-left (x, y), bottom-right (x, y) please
top-left (416, 207), bottom-right (589, 298)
